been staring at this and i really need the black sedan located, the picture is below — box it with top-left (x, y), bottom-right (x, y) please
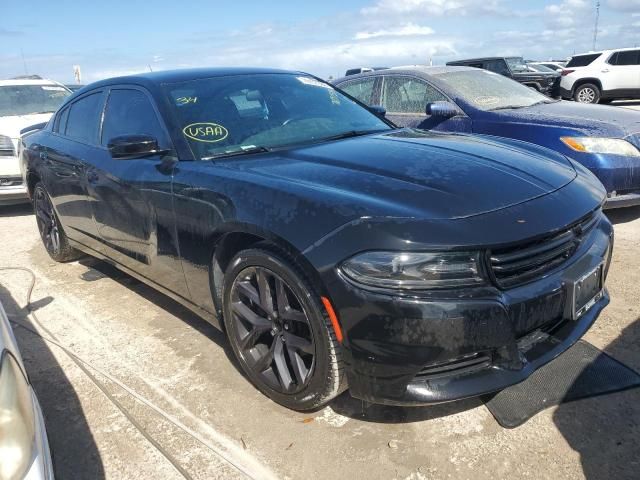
top-left (22, 68), bottom-right (612, 410)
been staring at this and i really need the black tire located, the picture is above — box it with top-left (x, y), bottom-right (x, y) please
top-left (222, 246), bottom-right (345, 411)
top-left (574, 83), bottom-right (601, 104)
top-left (33, 183), bottom-right (81, 262)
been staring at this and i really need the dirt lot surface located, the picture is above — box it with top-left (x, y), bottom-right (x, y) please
top-left (0, 202), bottom-right (639, 480)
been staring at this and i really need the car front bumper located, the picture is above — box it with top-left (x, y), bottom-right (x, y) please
top-left (326, 214), bottom-right (613, 406)
top-left (24, 391), bottom-right (55, 480)
top-left (0, 183), bottom-right (29, 205)
top-left (604, 190), bottom-right (640, 209)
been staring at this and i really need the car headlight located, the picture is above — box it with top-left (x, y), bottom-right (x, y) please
top-left (561, 137), bottom-right (640, 157)
top-left (340, 251), bottom-right (484, 289)
top-left (0, 352), bottom-right (36, 480)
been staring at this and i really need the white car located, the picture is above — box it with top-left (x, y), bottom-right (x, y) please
top-left (528, 61), bottom-right (566, 72)
top-left (0, 301), bottom-right (54, 479)
top-left (560, 48), bottom-right (640, 104)
top-left (0, 79), bottom-right (72, 205)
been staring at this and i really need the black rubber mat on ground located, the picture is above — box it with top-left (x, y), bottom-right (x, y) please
top-left (484, 340), bottom-right (640, 428)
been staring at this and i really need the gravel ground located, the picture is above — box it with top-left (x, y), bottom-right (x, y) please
top-left (0, 202), bottom-right (638, 480)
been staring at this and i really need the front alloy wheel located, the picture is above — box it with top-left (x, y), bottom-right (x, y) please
top-left (223, 247), bottom-right (345, 410)
top-left (230, 266), bottom-right (315, 393)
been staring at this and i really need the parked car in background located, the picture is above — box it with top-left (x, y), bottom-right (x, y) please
top-left (0, 78), bottom-right (71, 205)
top-left (64, 84), bottom-right (85, 92)
top-left (528, 61), bottom-right (566, 72)
top-left (334, 66), bottom-right (640, 208)
top-left (344, 67), bottom-right (388, 76)
top-left (23, 68), bottom-right (611, 410)
top-left (446, 56), bottom-right (560, 97)
top-left (561, 48), bottom-right (640, 104)
top-left (0, 300), bottom-right (54, 479)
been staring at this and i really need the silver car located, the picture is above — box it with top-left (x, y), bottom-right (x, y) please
top-left (0, 301), bottom-right (54, 479)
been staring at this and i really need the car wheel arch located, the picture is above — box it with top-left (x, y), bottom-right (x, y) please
top-left (26, 170), bottom-right (41, 198)
top-left (572, 78), bottom-right (603, 95)
top-left (208, 226), bottom-right (327, 328)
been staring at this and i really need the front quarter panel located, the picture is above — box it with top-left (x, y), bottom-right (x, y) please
top-left (172, 160), bottom-right (374, 312)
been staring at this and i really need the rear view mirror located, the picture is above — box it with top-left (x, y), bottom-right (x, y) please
top-left (426, 101), bottom-right (458, 118)
top-left (369, 105), bottom-right (386, 117)
top-left (107, 134), bottom-right (166, 159)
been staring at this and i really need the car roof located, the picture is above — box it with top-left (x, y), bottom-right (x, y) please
top-left (85, 67), bottom-right (304, 90)
top-left (571, 47), bottom-right (639, 57)
top-left (447, 56), bottom-right (521, 64)
top-left (334, 65), bottom-right (478, 83)
top-left (0, 78), bottom-right (62, 87)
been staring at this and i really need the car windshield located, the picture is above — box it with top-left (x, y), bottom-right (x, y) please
top-left (0, 84), bottom-right (71, 117)
top-left (505, 57), bottom-right (528, 73)
top-left (164, 73), bottom-right (391, 160)
top-left (438, 70), bottom-right (553, 111)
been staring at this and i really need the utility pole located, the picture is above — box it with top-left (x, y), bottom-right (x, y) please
top-left (592, 1), bottom-right (600, 51)
top-left (20, 48), bottom-right (28, 75)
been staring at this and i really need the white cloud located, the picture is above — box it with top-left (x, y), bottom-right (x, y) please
top-left (544, 0), bottom-right (591, 29)
top-left (361, 0), bottom-right (503, 17)
top-left (606, 0), bottom-right (640, 11)
top-left (354, 23), bottom-right (434, 39)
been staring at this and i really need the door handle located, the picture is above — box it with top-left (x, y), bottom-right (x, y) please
top-left (601, 69), bottom-right (610, 73)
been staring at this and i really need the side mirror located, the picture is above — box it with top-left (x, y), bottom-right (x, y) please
top-left (107, 134), bottom-right (166, 159)
top-left (369, 105), bottom-right (386, 117)
top-left (426, 101), bottom-right (458, 118)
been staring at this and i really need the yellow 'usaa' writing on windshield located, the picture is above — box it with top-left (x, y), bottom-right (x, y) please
top-left (183, 123), bottom-right (229, 143)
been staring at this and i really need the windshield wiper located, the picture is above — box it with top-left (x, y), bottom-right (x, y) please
top-left (315, 129), bottom-right (384, 143)
top-left (201, 145), bottom-right (271, 161)
top-left (488, 104), bottom-right (529, 111)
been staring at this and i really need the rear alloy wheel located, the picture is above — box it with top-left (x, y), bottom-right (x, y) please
top-left (223, 248), bottom-right (344, 410)
top-left (33, 183), bottom-right (81, 262)
top-left (574, 83), bottom-right (600, 104)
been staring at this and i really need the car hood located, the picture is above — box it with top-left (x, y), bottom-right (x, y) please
top-left (0, 113), bottom-right (52, 141)
top-left (227, 130), bottom-right (577, 220)
top-left (488, 101), bottom-right (640, 138)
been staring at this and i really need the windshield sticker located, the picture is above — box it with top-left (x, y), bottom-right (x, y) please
top-left (183, 123), bottom-right (229, 143)
top-left (42, 86), bottom-right (67, 91)
top-left (176, 96), bottom-right (198, 105)
top-left (474, 96), bottom-right (500, 106)
top-left (296, 76), bottom-right (331, 88)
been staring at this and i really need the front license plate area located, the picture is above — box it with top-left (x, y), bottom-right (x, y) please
top-left (572, 263), bottom-right (604, 320)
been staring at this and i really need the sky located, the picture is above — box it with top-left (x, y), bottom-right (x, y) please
top-left (2, 0), bottom-right (639, 84)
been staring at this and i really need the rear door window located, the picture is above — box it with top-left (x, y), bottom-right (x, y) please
top-left (101, 89), bottom-right (168, 146)
top-left (339, 77), bottom-right (376, 105)
top-left (65, 92), bottom-right (103, 144)
top-left (54, 106), bottom-right (70, 134)
top-left (381, 76), bottom-right (447, 114)
top-left (611, 50), bottom-right (640, 66)
top-left (566, 53), bottom-right (601, 68)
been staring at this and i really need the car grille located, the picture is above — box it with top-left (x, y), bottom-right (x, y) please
top-left (0, 176), bottom-right (23, 187)
top-left (489, 210), bottom-right (600, 288)
top-left (0, 135), bottom-right (15, 157)
top-left (415, 352), bottom-right (492, 380)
